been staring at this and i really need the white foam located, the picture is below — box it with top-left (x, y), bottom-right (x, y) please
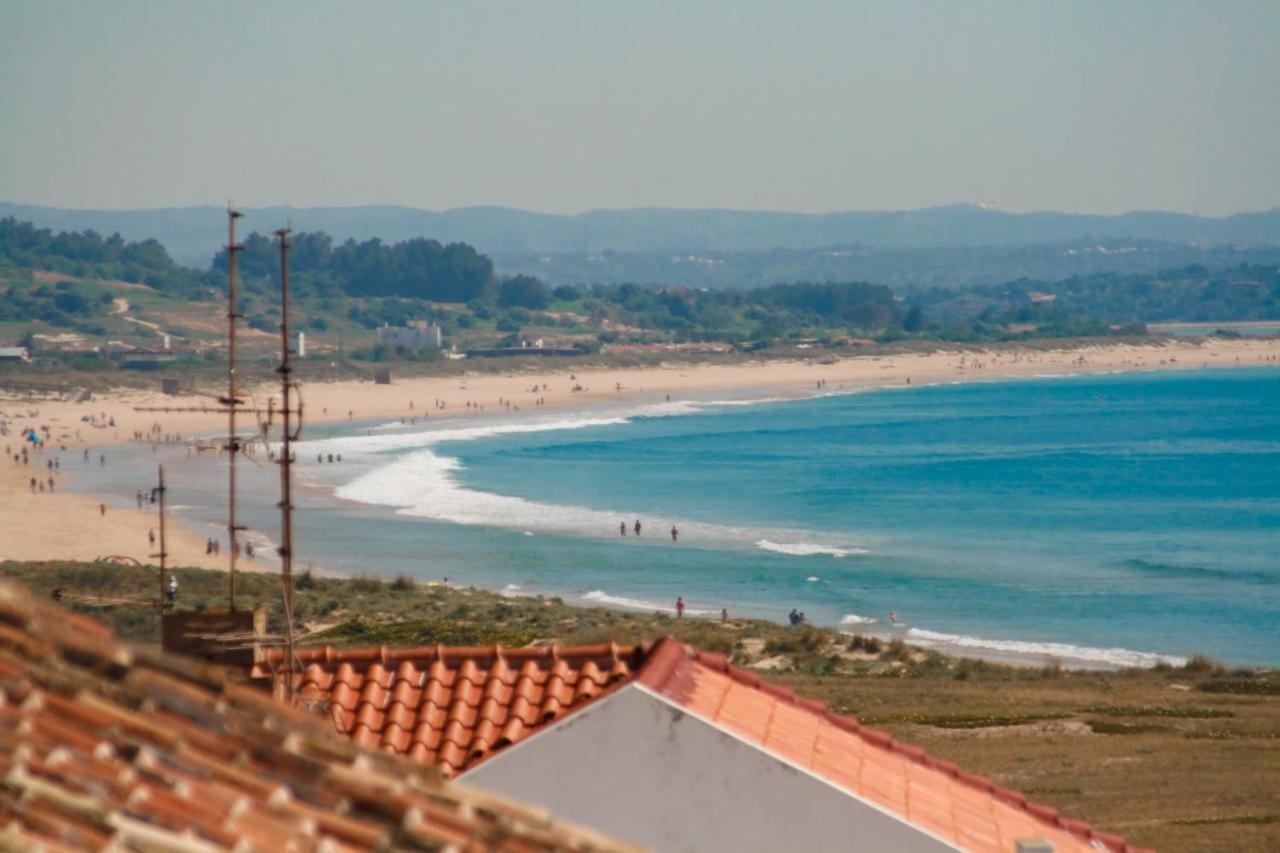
top-left (840, 614), bottom-right (878, 625)
top-left (806, 576), bottom-right (820, 582)
top-left (756, 539), bottom-right (866, 558)
top-left (702, 396), bottom-right (792, 407)
top-left (302, 413), bottom-right (631, 456)
top-left (581, 589), bottom-right (718, 617)
top-left (905, 627), bottom-right (1185, 669)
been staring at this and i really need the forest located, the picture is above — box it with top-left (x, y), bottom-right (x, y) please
top-left (3, 218), bottom-right (1277, 353)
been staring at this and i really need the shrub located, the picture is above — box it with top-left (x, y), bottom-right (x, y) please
top-left (881, 638), bottom-right (910, 661)
top-left (348, 575), bottom-right (384, 594)
top-left (296, 570), bottom-right (317, 590)
top-left (1183, 654), bottom-right (1222, 674)
top-left (390, 575), bottom-right (415, 592)
top-left (764, 625), bottom-right (827, 655)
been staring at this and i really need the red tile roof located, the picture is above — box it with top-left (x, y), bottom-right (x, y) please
top-left (0, 583), bottom-right (635, 852)
top-left (638, 640), bottom-right (1152, 853)
top-left (261, 642), bottom-right (647, 777)
top-left (277, 638), bottom-right (1149, 853)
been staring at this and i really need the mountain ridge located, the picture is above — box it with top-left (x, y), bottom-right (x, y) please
top-left (2, 201), bottom-right (1276, 267)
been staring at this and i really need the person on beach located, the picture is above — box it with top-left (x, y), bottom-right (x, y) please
top-left (889, 611), bottom-right (898, 625)
top-left (634, 519), bottom-right (642, 536)
top-left (98, 503), bottom-right (105, 516)
top-left (148, 530), bottom-right (155, 546)
top-left (676, 596), bottom-right (685, 618)
top-left (620, 521), bottom-right (627, 537)
top-left (721, 607), bottom-right (729, 623)
top-left (671, 525), bottom-right (678, 542)
top-left (245, 541), bottom-right (255, 559)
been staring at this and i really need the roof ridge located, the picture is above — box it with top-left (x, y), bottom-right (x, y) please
top-left (675, 642), bottom-right (1148, 853)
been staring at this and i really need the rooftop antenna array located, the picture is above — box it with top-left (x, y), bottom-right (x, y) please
top-left (135, 211), bottom-right (304, 674)
top-left (273, 225), bottom-right (302, 698)
top-left (224, 207), bottom-right (245, 610)
top-left (151, 464), bottom-right (168, 608)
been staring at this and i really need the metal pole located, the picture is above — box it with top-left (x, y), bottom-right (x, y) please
top-left (274, 227), bottom-right (296, 699)
top-left (155, 464), bottom-right (168, 612)
top-left (225, 208), bottom-right (244, 611)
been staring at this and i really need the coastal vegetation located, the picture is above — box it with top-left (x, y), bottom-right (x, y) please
top-left (3, 217), bottom-right (1276, 381)
top-left (5, 559), bottom-right (1277, 852)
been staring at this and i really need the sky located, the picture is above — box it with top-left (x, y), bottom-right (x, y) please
top-left (0, 0), bottom-right (1276, 216)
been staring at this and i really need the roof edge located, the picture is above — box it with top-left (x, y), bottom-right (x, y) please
top-left (639, 637), bottom-right (1149, 853)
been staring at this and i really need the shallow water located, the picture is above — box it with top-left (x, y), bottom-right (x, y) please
top-left (74, 368), bottom-right (1280, 667)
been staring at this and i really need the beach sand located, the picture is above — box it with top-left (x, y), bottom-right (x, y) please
top-left (2, 337), bottom-right (1277, 571)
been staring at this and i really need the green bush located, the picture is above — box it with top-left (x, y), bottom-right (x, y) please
top-left (765, 625), bottom-right (827, 655)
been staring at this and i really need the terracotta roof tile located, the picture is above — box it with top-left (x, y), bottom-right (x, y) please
top-left (0, 583), bottom-right (637, 852)
top-left (637, 639), bottom-right (1153, 853)
top-left (262, 641), bottom-right (650, 777)
top-left (281, 634), bottom-right (1148, 851)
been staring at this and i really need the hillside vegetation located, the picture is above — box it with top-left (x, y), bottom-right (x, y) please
top-left (2, 217), bottom-right (1276, 381)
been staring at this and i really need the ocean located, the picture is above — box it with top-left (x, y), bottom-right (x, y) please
top-left (77, 367), bottom-right (1280, 668)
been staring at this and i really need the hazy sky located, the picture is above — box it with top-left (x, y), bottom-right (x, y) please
top-left (1, 1), bottom-right (1276, 215)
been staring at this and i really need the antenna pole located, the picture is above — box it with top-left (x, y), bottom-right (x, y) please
top-left (274, 227), bottom-right (297, 699)
top-left (225, 207), bottom-right (244, 610)
top-left (154, 464), bottom-right (168, 615)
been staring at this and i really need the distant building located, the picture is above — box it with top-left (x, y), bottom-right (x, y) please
top-left (58, 342), bottom-right (101, 355)
top-left (377, 320), bottom-right (442, 350)
top-left (118, 347), bottom-right (195, 369)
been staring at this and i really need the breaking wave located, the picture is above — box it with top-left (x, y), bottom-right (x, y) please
top-left (756, 540), bottom-right (866, 558)
top-left (904, 627), bottom-right (1185, 669)
top-left (321, 408), bottom-right (868, 552)
top-left (581, 589), bottom-right (719, 617)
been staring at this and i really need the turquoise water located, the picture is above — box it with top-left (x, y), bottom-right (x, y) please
top-left (78, 368), bottom-right (1280, 666)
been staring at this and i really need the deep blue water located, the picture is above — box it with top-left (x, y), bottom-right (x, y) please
top-left (74, 368), bottom-right (1280, 667)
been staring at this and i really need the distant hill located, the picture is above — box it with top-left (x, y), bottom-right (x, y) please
top-left (2, 202), bottom-right (1277, 267)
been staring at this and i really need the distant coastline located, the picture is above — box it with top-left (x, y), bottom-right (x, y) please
top-left (5, 336), bottom-right (1278, 670)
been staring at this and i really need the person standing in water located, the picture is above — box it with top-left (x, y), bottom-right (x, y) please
top-left (634, 519), bottom-right (642, 536)
top-left (676, 596), bottom-right (685, 618)
top-left (620, 521), bottom-right (627, 537)
top-left (671, 525), bottom-right (678, 542)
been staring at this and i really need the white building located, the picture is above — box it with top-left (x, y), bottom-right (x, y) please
top-left (377, 320), bottom-right (442, 350)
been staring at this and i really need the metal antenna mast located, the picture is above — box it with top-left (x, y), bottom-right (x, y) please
top-left (152, 464), bottom-right (168, 612)
top-left (224, 207), bottom-right (245, 610)
top-left (274, 226), bottom-right (300, 698)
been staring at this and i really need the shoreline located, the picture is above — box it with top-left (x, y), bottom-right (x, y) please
top-left (3, 337), bottom-right (1278, 668)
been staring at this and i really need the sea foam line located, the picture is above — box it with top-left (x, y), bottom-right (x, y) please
top-left (756, 539), bottom-right (867, 558)
top-left (903, 627), bottom-right (1185, 669)
top-left (323, 406), bottom-right (869, 552)
top-left (582, 589), bottom-right (719, 617)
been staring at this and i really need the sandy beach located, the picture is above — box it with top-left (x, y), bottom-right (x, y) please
top-left (2, 337), bottom-right (1277, 572)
